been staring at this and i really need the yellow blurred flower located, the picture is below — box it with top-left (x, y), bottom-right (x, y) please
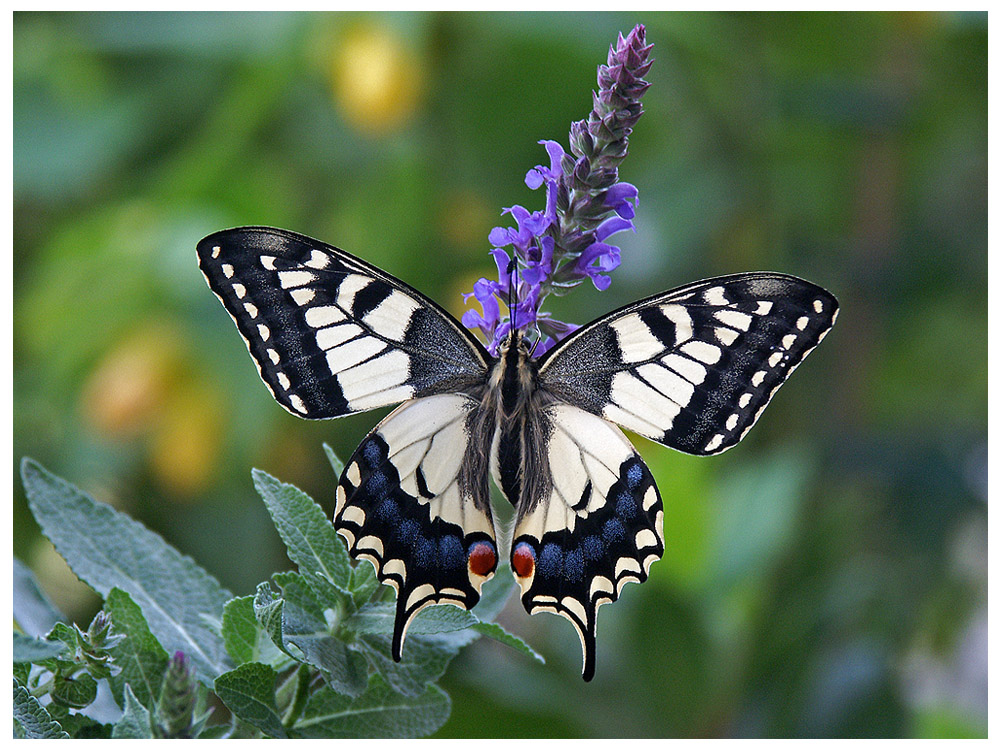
top-left (81, 322), bottom-right (182, 437)
top-left (149, 380), bottom-right (225, 499)
top-left (328, 22), bottom-right (423, 134)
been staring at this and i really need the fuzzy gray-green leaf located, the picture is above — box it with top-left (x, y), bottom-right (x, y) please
top-left (20, 459), bottom-right (233, 685)
top-left (294, 673), bottom-right (450, 738)
top-left (13, 557), bottom-right (64, 636)
top-left (222, 595), bottom-right (286, 669)
top-left (214, 662), bottom-right (287, 739)
top-left (111, 685), bottom-right (153, 739)
top-left (13, 679), bottom-right (70, 739)
top-left (104, 587), bottom-right (169, 709)
top-left (252, 469), bottom-right (353, 600)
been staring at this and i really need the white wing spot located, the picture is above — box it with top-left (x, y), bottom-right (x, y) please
top-left (796, 316), bottom-right (809, 331)
top-left (305, 306), bottom-right (346, 328)
top-left (362, 290), bottom-right (420, 342)
top-left (661, 304), bottom-right (694, 344)
top-left (290, 288), bottom-right (315, 305)
top-left (704, 286), bottom-right (729, 305)
top-left (383, 558), bottom-right (407, 581)
top-left (341, 505), bottom-right (367, 527)
top-left (782, 334), bottom-right (796, 349)
top-left (635, 529), bottom-right (659, 550)
top-left (316, 323), bottom-right (363, 351)
top-left (680, 340), bottom-right (721, 365)
top-left (257, 323), bottom-right (271, 341)
top-left (752, 370), bottom-right (766, 387)
top-left (337, 274), bottom-right (372, 310)
top-left (715, 309), bottom-right (752, 331)
top-left (813, 299), bottom-right (824, 313)
top-left (277, 372), bottom-right (290, 390)
top-left (289, 394), bottom-right (307, 414)
top-left (243, 302), bottom-right (258, 318)
top-left (739, 393), bottom-right (752, 408)
top-left (768, 352), bottom-right (783, 367)
top-left (221, 263), bottom-right (234, 278)
top-left (261, 255), bottom-right (277, 270)
top-left (305, 250), bottom-right (330, 269)
top-left (211, 245), bottom-right (220, 258)
top-left (268, 348), bottom-right (280, 364)
top-left (704, 434), bottom-right (724, 452)
top-left (726, 413), bottom-right (739, 430)
top-left (714, 326), bottom-right (739, 346)
top-left (233, 283), bottom-right (246, 298)
top-left (662, 353), bottom-right (706, 385)
top-left (279, 270), bottom-right (314, 289)
top-left (756, 301), bottom-right (773, 315)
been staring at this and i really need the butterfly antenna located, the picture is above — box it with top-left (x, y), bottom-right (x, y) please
top-left (507, 258), bottom-right (518, 333)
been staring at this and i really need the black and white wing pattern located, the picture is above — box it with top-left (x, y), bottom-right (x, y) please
top-left (538, 273), bottom-right (839, 456)
top-left (506, 403), bottom-right (663, 682)
top-left (335, 394), bottom-right (498, 660)
top-left (198, 227), bottom-right (498, 661)
top-left (197, 227), bottom-right (490, 419)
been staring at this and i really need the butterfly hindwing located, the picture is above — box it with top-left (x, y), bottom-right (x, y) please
top-left (505, 403), bottom-right (664, 681)
top-left (197, 227), bottom-right (489, 420)
top-left (334, 394), bottom-right (498, 659)
top-left (538, 272), bottom-right (839, 455)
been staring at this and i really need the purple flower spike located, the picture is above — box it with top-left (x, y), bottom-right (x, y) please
top-left (463, 24), bottom-right (653, 355)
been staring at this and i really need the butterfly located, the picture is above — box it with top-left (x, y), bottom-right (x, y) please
top-left (198, 226), bottom-right (838, 681)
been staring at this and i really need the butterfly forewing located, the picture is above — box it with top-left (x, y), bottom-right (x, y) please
top-left (335, 394), bottom-right (498, 659)
top-left (538, 273), bottom-right (839, 455)
top-left (197, 227), bottom-right (489, 420)
top-left (504, 403), bottom-right (663, 682)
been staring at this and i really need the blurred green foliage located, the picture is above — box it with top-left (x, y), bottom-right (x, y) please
top-left (13, 11), bottom-right (986, 738)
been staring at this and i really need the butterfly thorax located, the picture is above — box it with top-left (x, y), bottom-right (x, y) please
top-left (480, 331), bottom-right (554, 513)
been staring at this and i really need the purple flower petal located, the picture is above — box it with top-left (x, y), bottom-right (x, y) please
top-left (595, 216), bottom-right (634, 241)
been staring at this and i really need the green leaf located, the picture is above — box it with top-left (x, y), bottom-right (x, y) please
top-left (13, 679), bottom-right (70, 739)
top-left (20, 458), bottom-right (233, 685)
top-left (273, 571), bottom-right (368, 698)
top-left (13, 557), bottom-right (64, 636)
top-left (214, 662), bottom-right (288, 739)
top-left (51, 672), bottom-right (98, 709)
top-left (112, 684), bottom-right (154, 739)
top-left (252, 469), bottom-right (353, 601)
top-left (253, 582), bottom-right (289, 657)
top-left (471, 621), bottom-right (545, 664)
top-left (350, 601), bottom-right (479, 636)
top-left (354, 632), bottom-right (456, 698)
top-left (13, 631), bottom-right (69, 662)
top-left (222, 595), bottom-right (286, 668)
top-left (104, 587), bottom-right (169, 709)
top-left (322, 442), bottom-right (345, 478)
top-left (471, 564), bottom-right (517, 621)
top-left (56, 712), bottom-right (112, 738)
top-left (294, 673), bottom-right (450, 738)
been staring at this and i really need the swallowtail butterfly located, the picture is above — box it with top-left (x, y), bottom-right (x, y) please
top-left (198, 226), bottom-right (838, 680)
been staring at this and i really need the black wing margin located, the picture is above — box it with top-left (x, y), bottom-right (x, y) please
top-left (537, 273), bottom-right (838, 455)
top-left (197, 227), bottom-right (491, 419)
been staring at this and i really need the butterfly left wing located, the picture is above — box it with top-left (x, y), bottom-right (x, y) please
top-left (335, 393), bottom-right (498, 661)
top-left (504, 403), bottom-right (663, 682)
top-left (537, 272), bottom-right (839, 455)
top-left (197, 226), bottom-right (490, 420)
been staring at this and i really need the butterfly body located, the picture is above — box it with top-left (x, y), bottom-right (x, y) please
top-left (198, 226), bottom-right (838, 681)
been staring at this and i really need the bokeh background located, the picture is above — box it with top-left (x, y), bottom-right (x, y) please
top-left (13, 11), bottom-right (987, 738)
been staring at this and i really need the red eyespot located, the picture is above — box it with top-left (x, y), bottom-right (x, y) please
top-left (468, 541), bottom-right (497, 577)
top-left (512, 542), bottom-right (535, 579)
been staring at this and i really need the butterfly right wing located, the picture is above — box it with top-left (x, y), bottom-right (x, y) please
top-left (197, 226), bottom-right (490, 419)
top-left (334, 393), bottom-right (498, 661)
top-left (538, 272), bottom-right (838, 455)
